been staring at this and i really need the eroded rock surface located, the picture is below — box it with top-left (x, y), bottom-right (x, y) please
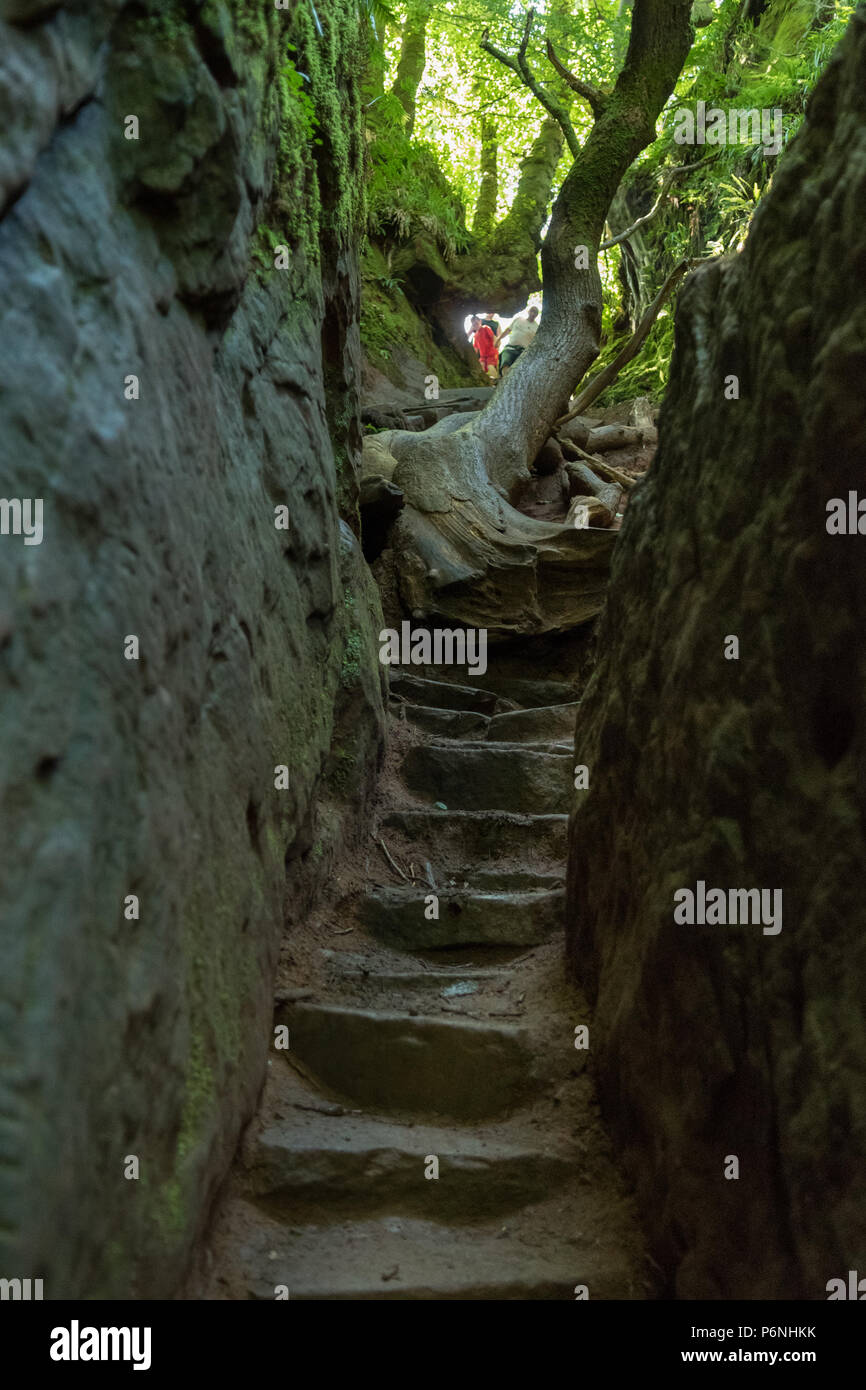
top-left (567, 13), bottom-right (866, 1299)
top-left (0, 1), bottom-right (383, 1297)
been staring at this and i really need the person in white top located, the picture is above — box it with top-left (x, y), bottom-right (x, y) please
top-left (498, 307), bottom-right (539, 376)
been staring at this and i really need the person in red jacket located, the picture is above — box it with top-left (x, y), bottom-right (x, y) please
top-left (469, 315), bottom-right (498, 378)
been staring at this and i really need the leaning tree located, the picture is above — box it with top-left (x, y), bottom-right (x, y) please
top-left (365, 0), bottom-right (696, 638)
top-left (372, 0), bottom-right (577, 369)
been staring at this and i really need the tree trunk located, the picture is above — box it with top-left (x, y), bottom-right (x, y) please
top-left (472, 114), bottom-right (499, 239)
top-left (395, 114), bottom-right (565, 358)
top-left (485, 116), bottom-right (564, 263)
top-left (392, 4), bottom-right (572, 356)
top-left (391, 0), bottom-right (433, 139)
top-left (366, 0), bottom-right (695, 638)
top-left (463, 0), bottom-right (696, 484)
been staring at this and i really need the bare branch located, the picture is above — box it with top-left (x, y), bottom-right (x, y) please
top-left (599, 155), bottom-right (722, 250)
top-left (600, 166), bottom-right (683, 249)
top-left (554, 258), bottom-right (704, 425)
top-left (545, 40), bottom-right (608, 117)
top-left (518, 8), bottom-right (533, 62)
top-left (480, 9), bottom-right (582, 160)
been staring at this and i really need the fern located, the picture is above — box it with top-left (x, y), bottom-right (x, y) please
top-left (359, 0), bottom-right (397, 42)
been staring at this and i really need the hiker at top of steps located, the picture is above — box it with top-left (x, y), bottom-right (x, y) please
top-left (469, 315), bottom-right (499, 380)
top-left (498, 306), bottom-right (539, 377)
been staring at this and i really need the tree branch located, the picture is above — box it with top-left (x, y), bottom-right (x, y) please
top-left (600, 165), bottom-right (685, 249)
top-left (544, 40), bottom-right (608, 117)
top-left (554, 258), bottom-right (705, 425)
top-left (599, 154), bottom-right (722, 250)
top-left (480, 9), bottom-right (582, 160)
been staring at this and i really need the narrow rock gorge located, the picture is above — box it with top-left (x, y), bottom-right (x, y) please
top-left (568, 8), bottom-right (866, 1299)
top-left (0, 0), bottom-right (863, 1326)
top-left (0, 0), bottom-right (384, 1299)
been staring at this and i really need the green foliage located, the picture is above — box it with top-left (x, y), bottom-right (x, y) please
top-left (360, 0), bottom-right (398, 43)
top-left (708, 174), bottom-right (766, 252)
top-left (358, 0), bottom-right (853, 396)
top-left (598, 0), bottom-right (855, 393)
top-left (366, 92), bottom-right (471, 258)
top-left (595, 311), bottom-right (677, 407)
top-left (282, 47), bottom-right (319, 145)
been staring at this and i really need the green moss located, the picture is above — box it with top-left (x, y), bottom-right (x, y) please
top-left (327, 746), bottom-right (357, 796)
top-left (136, 4), bottom-right (192, 45)
top-left (228, 0), bottom-right (269, 45)
top-left (175, 1031), bottom-right (216, 1163)
top-left (361, 256), bottom-right (463, 385)
top-left (340, 629), bottom-right (364, 690)
top-left (264, 0), bottom-right (364, 267)
top-left (251, 223), bottom-right (288, 281)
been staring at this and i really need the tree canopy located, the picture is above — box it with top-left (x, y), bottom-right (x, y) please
top-left (361, 0), bottom-right (855, 396)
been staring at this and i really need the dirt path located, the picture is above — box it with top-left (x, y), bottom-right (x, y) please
top-left (187, 672), bottom-right (650, 1300)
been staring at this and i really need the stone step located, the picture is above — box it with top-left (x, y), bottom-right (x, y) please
top-left (370, 867), bottom-right (561, 894)
top-left (470, 867), bottom-right (563, 891)
top-left (325, 957), bottom-right (510, 991)
top-left (246, 1110), bottom-right (574, 1219)
top-left (277, 1003), bottom-right (534, 1120)
top-left (487, 702), bottom-right (579, 744)
top-left (395, 703), bottom-right (490, 740)
top-left (382, 809), bottom-right (568, 863)
top-left (458, 740), bottom-right (572, 754)
top-left (402, 673), bottom-right (577, 710)
top-left (471, 676), bottom-right (578, 709)
top-left (400, 743), bottom-right (572, 814)
top-left (360, 886), bottom-right (564, 950)
top-left (215, 1203), bottom-right (642, 1300)
top-left (389, 672), bottom-right (497, 714)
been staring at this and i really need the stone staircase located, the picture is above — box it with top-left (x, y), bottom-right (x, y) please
top-left (190, 672), bottom-right (648, 1300)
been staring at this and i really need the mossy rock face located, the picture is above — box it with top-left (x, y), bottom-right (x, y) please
top-left (361, 245), bottom-right (478, 391)
top-left (0, 0), bottom-right (379, 1297)
top-left (567, 12), bottom-right (866, 1301)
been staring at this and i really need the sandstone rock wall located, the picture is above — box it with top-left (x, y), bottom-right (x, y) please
top-left (0, 0), bottom-right (384, 1297)
top-left (567, 11), bottom-right (866, 1298)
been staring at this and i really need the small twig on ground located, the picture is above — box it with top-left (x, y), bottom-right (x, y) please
top-left (377, 835), bottom-right (410, 882)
